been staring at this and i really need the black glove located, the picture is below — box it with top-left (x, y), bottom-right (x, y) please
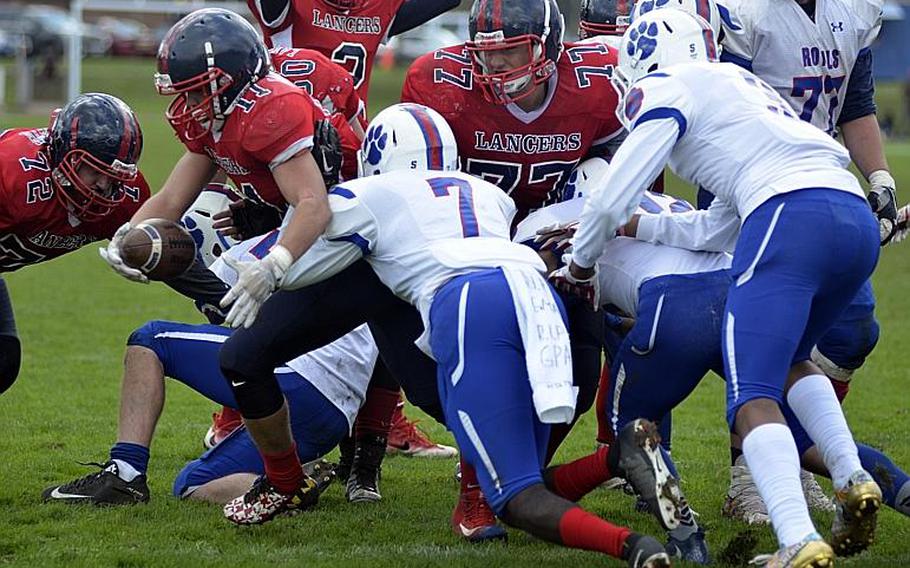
top-left (230, 201), bottom-right (283, 241)
top-left (312, 119), bottom-right (343, 188)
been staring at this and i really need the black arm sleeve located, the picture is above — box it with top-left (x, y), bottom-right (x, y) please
top-left (838, 48), bottom-right (877, 125)
top-left (165, 258), bottom-right (230, 324)
top-left (250, 0), bottom-right (291, 27)
top-left (389, 0), bottom-right (461, 37)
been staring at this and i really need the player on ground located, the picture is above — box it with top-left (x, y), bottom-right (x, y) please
top-left (0, 93), bottom-right (148, 396)
top-left (401, 0), bottom-right (622, 540)
top-left (559, 9), bottom-right (883, 565)
top-left (222, 103), bottom-right (674, 567)
top-left (246, 0), bottom-right (461, 106)
top-left (44, 209), bottom-right (378, 507)
top-left (713, 0), bottom-right (895, 524)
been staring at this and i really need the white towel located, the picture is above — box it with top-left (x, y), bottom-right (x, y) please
top-left (501, 264), bottom-right (577, 424)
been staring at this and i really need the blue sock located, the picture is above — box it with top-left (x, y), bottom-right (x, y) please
top-left (110, 442), bottom-right (150, 475)
top-left (857, 443), bottom-right (909, 510)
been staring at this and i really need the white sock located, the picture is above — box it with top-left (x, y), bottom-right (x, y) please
top-left (896, 480), bottom-right (910, 516)
top-left (743, 423), bottom-right (816, 547)
top-left (112, 459), bottom-right (141, 482)
top-left (786, 374), bottom-right (862, 489)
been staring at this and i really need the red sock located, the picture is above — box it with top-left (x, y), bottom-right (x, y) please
top-left (550, 446), bottom-right (612, 502)
top-left (830, 378), bottom-right (850, 403)
top-left (354, 386), bottom-right (400, 438)
top-left (558, 506), bottom-right (631, 559)
top-left (262, 443), bottom-right (303, 494)
top-left (460, 458), bottom-right (480, 492)
top-left (595, 363), bottom-right (615, 445)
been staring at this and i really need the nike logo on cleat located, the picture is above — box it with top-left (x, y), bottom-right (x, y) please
top-left (49, 487), bottom-right (91, 500)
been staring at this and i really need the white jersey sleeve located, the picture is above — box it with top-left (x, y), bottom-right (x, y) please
top-left (571, 74), bottom-right (693, 269)
top-left (635, 194), bottom-right (741, 253)
top-left (718, 0), bottom-right (758, 65)
top-left (282, 189), bottom-right (378, 290)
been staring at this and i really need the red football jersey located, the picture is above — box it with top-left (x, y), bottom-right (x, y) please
top-left (269, 46), bottom-right (365, 124)
top-left (401, 42), bottom-right (624, 217)
top-left (179, 73), bottom-right (320, 210)
top-left (248, 0), bottom-right (405, 105)
top-left (0, 128), bottom-right (149, 272)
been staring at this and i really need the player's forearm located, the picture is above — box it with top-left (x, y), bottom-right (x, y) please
top-left (131, 152), bottom-right (217, 224)
top-left (389, 0), bottom-right (460, 37)
top-left (841, 114), bottom-right (889, 182)
top-left (273, 152), bottom-right (331, 259)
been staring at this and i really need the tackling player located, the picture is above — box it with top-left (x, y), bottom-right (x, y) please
top-left (0, 93), bottom-right (148, 396)
top-left (560, 9), bottom-right (882, 565)
top-left (400, 0), bottom-right (622, 540)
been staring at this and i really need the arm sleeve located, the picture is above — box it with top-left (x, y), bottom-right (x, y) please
top-left (838, 48), bottom-right (876, 125)
top-left (281, 190), bottom-right (377, 289)
top-left (164, 258), bottom-right (231, 324)
top-left (571, 119), bottom-right (679, 268)
top-left (635, 196), bottom-right (741, 252)
top-left (718, 0), bottom-right (754, 70)
top-left (389, 0), bottom-right (461, 37)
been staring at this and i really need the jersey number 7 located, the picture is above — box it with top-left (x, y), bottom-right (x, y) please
top-left (428, 177), bottom-right (479, 238)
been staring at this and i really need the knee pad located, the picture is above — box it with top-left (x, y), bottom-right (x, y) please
top-left (0, 335), bottom-right (21, 395)
top-left (219, 336), bottom-right (284, 420)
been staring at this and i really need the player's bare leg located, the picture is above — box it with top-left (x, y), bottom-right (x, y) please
top-left (117, 346), bottom-right (166, 447)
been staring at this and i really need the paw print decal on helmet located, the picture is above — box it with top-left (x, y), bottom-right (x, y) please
top-left (364, 124), bottom-right (388, 166)
top-left (636, 0), bottom-right (671, 16)
top-left (627, 21), bottom-right (660, 60)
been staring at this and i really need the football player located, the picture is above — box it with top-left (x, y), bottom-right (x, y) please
top-left (400, 0), bottom-right (621, 541)
top-left (0, 92), bottom-right (148, 396)
top-left (560, 9), bottom-right (882, 565)
top-left (578, 0), bottom-right (632, 46)
top-left (246, 0), bottom-right (461, 107)
top-left (224, 103), bottom-right (674, 567)
top-left (713, 0), bottom-right (894, 524)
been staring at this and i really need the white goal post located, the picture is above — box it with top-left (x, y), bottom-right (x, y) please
top-left (67, 0), bottom-right (252, 102)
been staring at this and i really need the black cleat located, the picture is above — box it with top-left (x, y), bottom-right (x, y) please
top-left (337, 435), bottom-right (355, 484)
top-left (625, 533), bottom-right (673, 568)
top-left (611, 419), bottom-right (684, 531)
top-left (302, 458), bottom-right (337, 495)
top-left (43, 461), bottom-right (150, 506)
top-left (346, 434), bottom-right (386, 503)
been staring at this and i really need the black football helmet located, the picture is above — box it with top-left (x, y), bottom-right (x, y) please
top-left (48, 93), bottom-right (143, 222)
top-left (467, 0), bottom-right (565, 105)
top-left (579, 0), bottom-right (631, 39)
top-left (155, 8), bottom-right (269, 139)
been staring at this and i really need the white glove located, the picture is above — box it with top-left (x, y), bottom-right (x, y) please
top-left (549, 257), bottom-right (601, 310)
top-left (867, 170), bottom-right (898, 245)
top-left (893, 204), bottom-right (910, 244)
top-left (98, 222), bottom-right (148, 284)
top-left (534, 221), bottom-right (579, 253)
top-left (219, 245), bottom-right (294, 328)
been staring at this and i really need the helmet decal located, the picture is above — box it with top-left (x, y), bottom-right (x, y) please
top-left (364, 124), bottom-right (388, 166)
top-left (400, 104), bottom-right (445, 170)
top-left (626, 21), bottom-right (659, 60)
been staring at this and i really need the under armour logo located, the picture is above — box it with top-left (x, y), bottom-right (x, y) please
top-left (831, 21), bottom-right (844, 32)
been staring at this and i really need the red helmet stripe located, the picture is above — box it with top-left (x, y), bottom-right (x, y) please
top-left (477, 0), bottom-right (488, 30)
top-left (492, 0), bottom-right (503, 30)
top-left (402, 105), bottom-right (444, 169)
top-left (696, 0), bottom-right (710, 22)
top-left (618, 0), bottom-right (629, 16)
top-left (702, 26), bottom-right (717, 60)
top-left (117, 105), bottom-right (133, 163)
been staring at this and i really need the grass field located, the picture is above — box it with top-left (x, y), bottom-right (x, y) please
top-left (0, 58), bottom-right (908, 567)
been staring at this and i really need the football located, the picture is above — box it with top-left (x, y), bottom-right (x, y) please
top-left (119, 219), bottom-right (197, 281)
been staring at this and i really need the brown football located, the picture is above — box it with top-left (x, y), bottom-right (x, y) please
top-left (119, 218), bottom-right (197, 280)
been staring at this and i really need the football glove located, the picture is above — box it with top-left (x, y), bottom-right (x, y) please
top-left (312, 119), bottom-right (343, 188)
top-left (219, 245), bottom-right (293, 329)
top-left (534, 221), bottom-right (579, 254)
top-left (867, 170), bottom-right (898, 245)
top-left (99, 222), bottom-right (148, 284)
top-left (893, 204), bottom-right (909, 244)
top-left (213, 200), bottom-right (283, 242)
top-left (549, 257), bottom-right (601, 310)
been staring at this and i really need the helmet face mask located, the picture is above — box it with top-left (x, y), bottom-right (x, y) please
top-left (578, 0), bottom-right (632, 39)
top-left (48, 93), bottom-right (142, 222)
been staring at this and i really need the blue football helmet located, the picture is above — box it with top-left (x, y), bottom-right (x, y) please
top-left (579, 0), bottom-right (632, 39)
top-left (155, 8), bottom-right (269, 139)
top-left (48, 93), bottom-right (142, 221)
top-left (467, 0), bottom-right (565, 105)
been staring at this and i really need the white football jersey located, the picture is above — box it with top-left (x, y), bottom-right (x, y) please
top-left (516, 193), bottom-right (731, 315)
top-left (282, 170), bottom-right (545, 319)
top-left (720, 0), bottom-right (882, 134)
top-left (212, 235), bottom-right (377, 430)
top-left (571, 61), bottom-right (864, 266)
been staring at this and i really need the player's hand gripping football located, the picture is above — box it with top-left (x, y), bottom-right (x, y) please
top-left (867, 170), bottom-right (898, 245)
top-left (99, 222), bottom-right (149, 284)
top-left (549, 256), bottom-right (601, 311)
top-left (219, 245), bottom-right (294, 328)
top-left (534, 221), bottom-right (579, 253)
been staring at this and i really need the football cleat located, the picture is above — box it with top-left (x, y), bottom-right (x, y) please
top-left (625, 533), bottom-right (673, 568)
top-left (386, 407), bottom-right (458, 458)
top-left (43, 461), bottom-right (149, 506)
top-left (829, 470), bottom-right (882, 556)
top-left (223, 474), bottom-right (320, 525)
top-left (451, 485), bottom-right (508, 543)
top-left (336, 435), bottom-right (355, 484)
top-left (346, 434), bottom-right (386, 503)
top-left (801, 470), bottom-right (835, 513)
top-left (302, 458), bottom-right (337, 495)
top-left (723, 455), bottom-right (770, 525)
top-left (666, 527), bottom-right (710, 565)
top-left (749, 533), bottom-right (834, 568)
top-left (611, 419), bottom-right (683, 531)
top-left (203, 406), bottom-right (243, 450)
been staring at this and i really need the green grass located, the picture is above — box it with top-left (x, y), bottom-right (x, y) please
top-left (0, 58), bottom-right (909, 567)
